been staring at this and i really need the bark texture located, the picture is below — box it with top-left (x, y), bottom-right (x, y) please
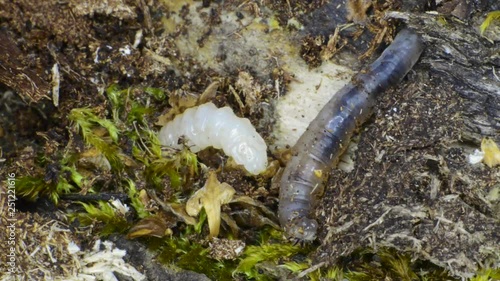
top-left (315, 12), bottom-right (500, 278)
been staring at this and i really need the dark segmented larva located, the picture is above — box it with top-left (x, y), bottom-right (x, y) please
top-left (279, 28), bottom-right (424, 241)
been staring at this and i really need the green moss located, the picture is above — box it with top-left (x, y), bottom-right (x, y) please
top-left (470, 268), bottom-right (500, 281)
top-left (69, 201), bottom-right (130, 236)
top-left (144, 147), bottom-right (198, 190)
top-left (144, 87), bottom-right (166, 101)
top-left (267, 247), bottom-right (463, 281)
top-left (106, 84), bottom-right (130, 122)
top-left (176, 243), bottom-right (235, 280)
top-left (235, 240), bottom-right (307, 280)
top-left (341, 248), bottom-right (456, 281)
top-left (127, 102), bottom-right (154, 124)
top-left (106, 84), bottom-right (162, 125)
top-left (124, 106), bottom-right (198, 191)
top-left (15, 164), bottom-right (85, 204)
top-left (322, 267), bottom-right (344, 280)
top-left (147, 159), bottom-right (181, 189)
top-left (304, 264), bottom-right (344, 281)
top-left (194, 208), bottom-right (207, 234)
top-left (69, 108), bottom-right (123, 170)
top-left (126, 179), bottom-right (150, 219)
top-left (16, 176), bottom-right (68, 204)
top-left (378, 250), bottom-right (418, 281)
top-left (480, 11), bottom-right (500, 36)
top-left (70, 108), bottom-right (119, 142)
top-left (129, 127), bottom-right (163, 160)
top-left (150, 230), bottom-right (235, 280)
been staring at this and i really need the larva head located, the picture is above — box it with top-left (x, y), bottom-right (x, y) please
top-left (228, 136), bottom-right (268, 175)
top-left (285, 217), bottom-right (318, 242)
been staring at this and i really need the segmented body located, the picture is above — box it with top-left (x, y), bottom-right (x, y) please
top-left (158, 102), bottom-right (268, 175)
top-left (278, 28), bottom-right (424, 241)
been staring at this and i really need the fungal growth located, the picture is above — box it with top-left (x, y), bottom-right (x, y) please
top-left (279, 28), bottom-right (425, 241)
top-left (158, 102), bottom-right (268, 175)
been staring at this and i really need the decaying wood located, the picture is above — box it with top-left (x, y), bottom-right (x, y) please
top-left (0, 30), bottom-right (50, 103)
top-left (315, 12), bottom-right (500, 278)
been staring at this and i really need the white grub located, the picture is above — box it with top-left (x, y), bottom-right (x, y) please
top-left (158, 102), bottom-right (268, 175)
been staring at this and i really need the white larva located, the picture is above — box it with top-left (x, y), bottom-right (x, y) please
top-left (158, 102), bottom-right (268, 175)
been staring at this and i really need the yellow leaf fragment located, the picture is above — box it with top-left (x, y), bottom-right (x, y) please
top-left (169, 202), bottom-right (197, 226)
top-left (147, 189), bottom-right (197, 225)
top-left (127, 215), bottom-right (172, 239)
top-left (197, 81), bottom-right (220, 105)
top-left (186, 171), bottom-right (235, 238)
top-left (313, 169), bottom-right (323, 179)
top-left (480, 11), bottom-right (500, 36)
top-left (481, 138), bottom-right (500, 168)
top-left (80, 148), bottom-right (112, 171)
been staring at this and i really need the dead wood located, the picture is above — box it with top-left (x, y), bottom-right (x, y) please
top-left (315, 12), bottom-right (500, 278)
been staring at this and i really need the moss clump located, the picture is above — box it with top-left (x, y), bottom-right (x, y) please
top-left (69, 201), bottom-right (131, 236)
top-left (155, 236), bottom-right (236, 280)
top-left (15, 164), bottom-right (85, 204)
top-left (470, 268), bottom-right (500, 281)
top-left (480, 11), bottom-right (500, 36)
top-left (69, 107), bottom-right (124, 170)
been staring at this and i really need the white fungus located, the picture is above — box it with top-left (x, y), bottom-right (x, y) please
top-left (468, 149), bottom-right (485, 164)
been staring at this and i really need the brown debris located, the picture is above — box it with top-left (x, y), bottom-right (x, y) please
top-left (346, 0), bottom-right (372, 23)
top-left (0, 194), bottom-right (81, 279)
top-left (208, 237), bottom-right (245, 260)
top-left (0, 30), bottom-right (50, 103)
top-left (69, 0), bottom-right (136, 19)
top-left (235, 71), bottom-right (261, 113)
top-left (127, 214), bottom-right (173, 239)
top-left (436, 0), bottom-right (472, 20)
